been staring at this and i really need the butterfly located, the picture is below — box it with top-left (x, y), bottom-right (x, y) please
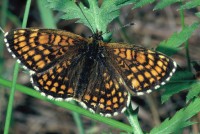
top-left (4, 28), bottom-right (177, 117)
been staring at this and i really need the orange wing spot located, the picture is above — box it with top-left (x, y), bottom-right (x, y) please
top-left (58, 91), bottom-right (64, 94)
top-left (148, 54), bottom-right (154, 61)
top-left (18, 36), bottom-right (26, 42)
top-left (157, 76), bottom-right (161, 80)
top-left (50, 34), bottom-right (55, 43)
top-left (33, 55), bottom-right (42, 61)
top-left (29, 38), bottom-right (34, 43)
top-left (38, 46), bottom-right (45, 51)
top-left (120, 48), bottom-right (126, 52)
top-left (155, 66), bottom-right (162, 73)
top-left (18, 42), bottom-right (27, 48)
top-left (30, 42), bottom-right (36, 47)
top-left (106, 107), bottom-right (112, 111)
top-left (107, 94), bottom-right (111, 97)
top-left (39, 34), bottom-right (49, 44)
top-left (57, 67), bottom-right (63, 73)
top-left (30, 32), bottom-right (38, 38)
top-left (18, 30), bottom-right (25, 34)
top-left (67, 87), bottom-right (74, 94)
top-left (161, 72), bottom-right (166, 76)
top-left (112, 97), bottom-right (118, 103)
top-left (131, 67), bottom-right (138, 73)
top-left (111, 89), bottom-right (116, 96)
top-left (101, 91), bottom-right (106, 95)
top-left (27, 60), bottom-right (33, 66)
top-left (157, 61), bottom-right (163, 67)
top-left (164, 61), bottom-right (168, 66)
top-left (43, 49), bottom-right (50, 55)
top-left (92, 96), bottom-right (98, 102)
top-left (61, 85), bottom-right (66, 90)
top-left (132, 51), bottom-right (135, 57)
top-left (23, 54), bottom-right (28, 60)
top-left (105, 83), bottom-right (110, 89)
top-left (84, 94), bottom-right (91, 101)
top-left (22, 46), bottom-right (29, 52)
top-left (119, 97), bottom-right (124, 103)
top-left (68, 38), bottom-right (74, 45)
top-left (46, 81), bottom-right (52, 86)
top-left (144, 71), bottom-right (151, 78)
top-left (50, 87), bottom-right (57, 92)
top-left (149, 78), bottom-right (155, 84)
top-left (138, 65), bottom-right (144, 70)
top-left (60, 40), bottom-right (67, 46)
top-left (91, 102), bottom-right (97, 107)
top-left (114, 49), bottom-right (120, 55)
top-left (118, 92), bottom-right (122, 97)
top-left (53, 82), bottom-right (59, 87)
top-left (17, 50), bottom-right (22, 55)
top-left (44, 86), bottom-right (49, 90)
top-left (14, 45), bottom-right (18, 50)
top-left (106, 100), bottom-right (112, 106)
top-left (36, 60), bottom-right (45, 68)
top-left (126, 49), bottom-right (132, 60)
top-left (163, 66), bottom-right (167, 71)
top-left (14, 34), bottom-right (18, 38)
top-left (14, 39), bottom-right (18, 44)
top-left (144, 83), bottom-right (149, 88)
top-left (149, 60), bottom-right (154, 66)
top-left (113, 103), bottom-right (119, 108)
top-left (132, 79), bottom-right (139, 88)
top-left (28, 50), bottom-right (35, 56)
top-left (127, 73), bottom-right (134, 80)
top-left (136, 53), bottom-right (146, 64)
top-left (151, 69), bottom-right (158, 77)
top-left (53, 35), bottom-right (61, 45)
top-left (42, 74), bottom-right (48, 81)
top-left (100, 98), bottom-right (105, 103)
top-left (38, 79), bottom-right (44, 86)
top-left (138, 74), bottom-right (144, 82)
top-left (99, 104), bottom-right (105, 109)
top-left (119, 52), bottom-right (126, 58)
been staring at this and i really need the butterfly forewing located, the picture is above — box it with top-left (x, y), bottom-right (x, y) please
top-left (4, 28), bottom-right (87, 73)
top-left (104, 43), bottom-right (177, 95)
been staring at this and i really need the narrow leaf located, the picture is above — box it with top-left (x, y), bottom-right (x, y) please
top-left (179, 0), bottom-right (200, 10)
top-left (156, 22), bottom-right (200, 56)
top-left (186, 82), bottom-right (200, 102)
top-left (154, 0), bottom-right (179, 10)
top-left (150, 97), bottom-right (200, 134)
top-left (133, 0), bottom-right (155, 9)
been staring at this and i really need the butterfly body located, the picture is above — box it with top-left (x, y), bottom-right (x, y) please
top-left (4, 28), bottom-right (177, 117)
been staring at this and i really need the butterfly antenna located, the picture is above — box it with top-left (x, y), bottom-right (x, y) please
top-left (103, 22), bottom-right (134, 35)
top-left (0, 27), bottom-right (5, 34)
top-left (75, 1), bottom-right (95, 33)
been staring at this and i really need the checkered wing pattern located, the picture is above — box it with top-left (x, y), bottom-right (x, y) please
top-left (80, 59), bottom-right (130, 116)
top-left (4, 28), bottom-right (87, 73)
top-left (104, 43), bottom-right (177, 95)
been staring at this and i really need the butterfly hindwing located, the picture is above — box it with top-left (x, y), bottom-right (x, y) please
top-left (104, 43), bottom-right (177, 95)
top-left (4, 28), bottom-right (88, 73)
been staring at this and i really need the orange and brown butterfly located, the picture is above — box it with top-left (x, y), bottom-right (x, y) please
top-left (4, 28), bottom-right (177, 117)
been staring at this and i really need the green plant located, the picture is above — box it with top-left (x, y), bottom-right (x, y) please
top-left (1, 0), bottom-right (200, 133)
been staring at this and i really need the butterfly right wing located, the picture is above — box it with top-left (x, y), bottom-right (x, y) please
top-left (4, 28), bottom-right (88, 74)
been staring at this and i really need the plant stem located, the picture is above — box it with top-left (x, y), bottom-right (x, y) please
top-left (125, 105), bottom-right (143, 134)
top-left (3, 0), bottom-right (31, 134)
top-left (179, 2), bottom-right (191, 71)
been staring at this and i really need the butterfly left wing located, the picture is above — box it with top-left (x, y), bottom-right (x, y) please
top-left (103, 43), bottom-right (177, 95)
top-left (4, 28), bottom-right (88, 73)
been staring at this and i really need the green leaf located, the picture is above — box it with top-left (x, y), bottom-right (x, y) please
top-left (154, 0), bottom-right (179, 10)
top-left (156, 22), bottom-right (200, 56)
top-left (195, 12), bottom-right (200, 18)
top-left (161, 70), bottom-right (195, 103)
top-left (133, 0), bottom-right (155, 9)
top-left (42, 0), bottom-right (134, 34)
top-left (150, 97), bottom-right (200, 134)
top-left (179, 0), bottom-right (200, 10)
top-left (186, 82), bottom-right (200, 102)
